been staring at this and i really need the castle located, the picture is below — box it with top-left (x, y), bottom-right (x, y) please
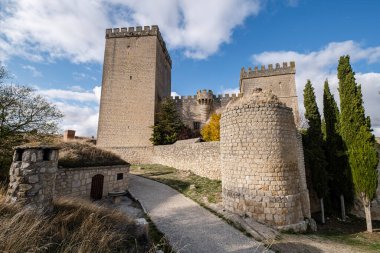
top-left (96, 25), bottom-right (299, 147)
top-left (96, 25), bottom-right (312, 231)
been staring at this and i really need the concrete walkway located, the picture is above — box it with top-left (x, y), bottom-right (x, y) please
top-left (128, 175), bottom-right (271, 253)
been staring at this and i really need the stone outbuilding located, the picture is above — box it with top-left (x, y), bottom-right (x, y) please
top-left (6, 145), bottom-right (59, 211)
top-left (6, 145), bottom-right (130, 211)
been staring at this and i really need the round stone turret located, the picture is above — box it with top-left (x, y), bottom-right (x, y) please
top-left (220, 88), bottom-right (306, 231)
top-left (6, 145), bottom-right (59, 212)
top-left (197, 89), bottom-right (214, 122)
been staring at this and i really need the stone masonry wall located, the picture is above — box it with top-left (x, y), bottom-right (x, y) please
top-left (152, 141), bottom-right (221, 180)
top-left (97, 26), bottom-right (171, 148)
top-left (55, 165), bottom-right (129, 199)
top-left (240, 62), bottom-right (300, 126)
top-left (173, 93), bottom-right (237, 130)
top-left (107, 140), bottom-right (221, 180)
top-left (220, 89), bottom-right (306, 231)
top-left (6, 146), bottom-right (59, 211)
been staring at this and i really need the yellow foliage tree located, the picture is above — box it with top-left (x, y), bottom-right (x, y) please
top-left (201, 113), bottom-right (221, 141)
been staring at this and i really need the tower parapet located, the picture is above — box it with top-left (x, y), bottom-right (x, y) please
top-left (240, 61), bottom-right (295, 79)
top-left (106, 25), bottom-right (172, 67)
top-left (197, 89), bottom-right (214, 122)
top-left (197, 89), bottom-right (214, 105)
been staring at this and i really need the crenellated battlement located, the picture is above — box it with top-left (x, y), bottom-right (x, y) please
top-left (172, 92), bottom-right (242, 105)
top-left (197, 89), bottom-right (214, 105)
top-left (105, 25), bottom-right (172, 67)
top-left (240, 61), bottom-right (295, 79)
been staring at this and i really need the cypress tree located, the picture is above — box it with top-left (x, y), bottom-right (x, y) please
top-left (338, 55), bottom-right (378, 232)
top-left (150, 98), bottom-right (184, 145)
top-left (303, 80), bottom-right (329, 223)
top-left (323, 80), bottom-right (353, 220)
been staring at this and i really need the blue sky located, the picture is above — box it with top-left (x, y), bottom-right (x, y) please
top-left (1, 0), bottom-right (379, 136)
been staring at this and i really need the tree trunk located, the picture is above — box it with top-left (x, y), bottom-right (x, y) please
top-left (320, 197), bottom-right (325, 224)
top-left (340, 194), bottom-right (346, 221)
top-left (362, 195), bottom-right (373, 233)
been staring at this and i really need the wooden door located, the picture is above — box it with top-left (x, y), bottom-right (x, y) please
top-left (90, 174), bottom-right (104, 200)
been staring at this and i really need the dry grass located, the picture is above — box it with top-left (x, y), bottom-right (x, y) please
top-left (58, 141), bottom-right (128, 168)
top-left (0, 186), bottom-right (151, 253)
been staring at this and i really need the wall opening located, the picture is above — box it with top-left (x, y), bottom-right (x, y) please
top-left (117, 173), bottom-right (123, 180)
top-left (193, 121), bottom-right (200, 130)
top-left (15, 149), bottom-right (24, 161)
top-left (43, 149), bottom-right (52, 161)
top-left (90, 174), bottom-right (104, 200)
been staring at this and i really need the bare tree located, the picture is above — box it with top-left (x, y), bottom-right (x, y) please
top-left (0, 64), bottom-right (63, 180)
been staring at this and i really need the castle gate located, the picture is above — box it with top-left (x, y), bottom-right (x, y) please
top-left (90, 174), bottom-right (104, 200)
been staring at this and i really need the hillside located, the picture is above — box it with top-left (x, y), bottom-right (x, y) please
top-left (0, 187), bottom-right (151, 253)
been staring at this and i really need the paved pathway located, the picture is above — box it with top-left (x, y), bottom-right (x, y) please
top-left (128, 175), bottom-right (271, 253)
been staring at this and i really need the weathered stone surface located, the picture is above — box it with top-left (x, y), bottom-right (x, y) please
top-left (28, 175), bottom-right (39, 184)
top-left (54, 165), bottom-right (129, 199)
top-left (97, 26), bottom-right (171, 148)
top-left (109, 141), bottom-right (220, 180)
top-left (6, 147), bottom-right (59, 212)
top-left (220, 89), bottom-right (308, 231)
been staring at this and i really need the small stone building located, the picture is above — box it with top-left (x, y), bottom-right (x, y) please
top-left (6, 145), bottom-right (59, 211)
top-left (6, 145), bottom-right (130, 210)
top-left (55, 165), bottom-right (129, 200)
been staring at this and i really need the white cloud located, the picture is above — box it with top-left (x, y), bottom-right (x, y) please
top-left (0, 0), bottom-right (261, 62)
top-left (36, 86), bottom-right (101, 136)
top-left (22, 65), bottom-right (42, 77)
top-left (171, 91), bottom-right (180, 97)
top-left (55, 101), bottom-right (99, 138)
top-left (221, 87), bottom-right (240, 95)
top-left (251, 40), bottom-right (380, 136)
top-left (38, 86), bottom-right (101, 103)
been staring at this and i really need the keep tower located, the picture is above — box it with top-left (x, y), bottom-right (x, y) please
top-left (97, 25), bottom-right (172, 147)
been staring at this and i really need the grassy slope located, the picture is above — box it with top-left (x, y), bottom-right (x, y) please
top-left (58, 141), bottom-right (128, 168)
top-left (0, 187), bottom-right (150, 253)
top-left (130, 164), bottom-right (222, 205)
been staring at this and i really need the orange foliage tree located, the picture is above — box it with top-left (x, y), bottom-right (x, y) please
top-left (201, 113), bottom-right (221, 141)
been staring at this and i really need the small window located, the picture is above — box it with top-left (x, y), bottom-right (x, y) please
top-left (130, 76), bottom-right (132, 80)
top-left (43, 149), bottom-right (52, 161)
top-left (15, 150), bottom-right (24, 161)
top-left (193, 121), bottom-right (200, 130)
top-left (117, 173), bottom-right (123, 180)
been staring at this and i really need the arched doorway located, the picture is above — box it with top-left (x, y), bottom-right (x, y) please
top-left (90, 174), bottom-right (104, 200)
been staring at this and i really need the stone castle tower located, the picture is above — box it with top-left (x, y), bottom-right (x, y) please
top-left (97, 26), bottom-right (172, 147)
top-left (97, 25), bottom-right (300, 147)
top-left (240, 62), bottom-right (299, 125)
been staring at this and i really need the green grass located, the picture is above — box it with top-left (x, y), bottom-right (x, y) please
top-left (320, 233), bottom-right (380, 250)
top-left (130, 164), bottom-right (222, 205)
